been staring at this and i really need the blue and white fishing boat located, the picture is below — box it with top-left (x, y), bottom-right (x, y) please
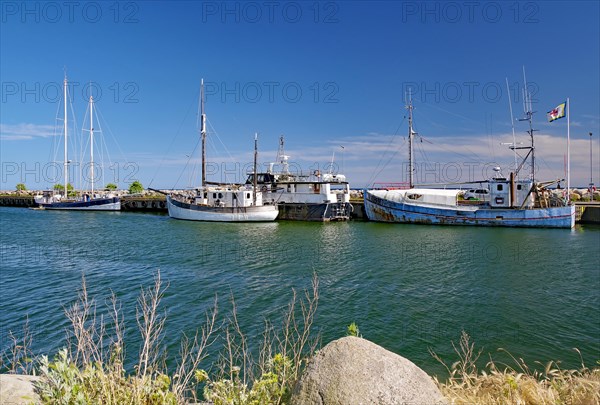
top-left (364, 93), bottom-right (575, 228)
top-left (34, 76), bottom-right (120, 211)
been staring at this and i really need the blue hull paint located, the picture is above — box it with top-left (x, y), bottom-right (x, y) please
top-left (40, 197), bottom-right (120, 211)
top-left (364, 191), bottom-right (575, 228)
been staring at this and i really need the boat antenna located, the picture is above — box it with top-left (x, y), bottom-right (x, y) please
top-left (277, 135), bottom-right (290, 174)
top-left (253, 133), bottom-right (258, 205)
top-left (200, 79), bottom-right (207, 188)
top-left (328, 151), bottom-right (335, 174)
top-left (406, 90), bottom-right (415, 188)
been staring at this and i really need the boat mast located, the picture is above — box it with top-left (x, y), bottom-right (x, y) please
top-left (63, 75), bottom-right (68, 198)
top-left (200, 79), bottom-right (207, 188)
top-left (277, 135), bottom-right (290, 175)
top-left (407, 92), bottom-right (415, 188)
top-left (512, 70), bottom-right (537, 183)
top-left (253, 133), bottom-right (258, 205)
top-left (518, 68), bottom-right (537, 182)
top-left (89, 95), bottom-right (94, 196)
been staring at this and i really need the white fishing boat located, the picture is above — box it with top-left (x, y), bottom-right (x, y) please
top-left (34, 76), bottom-right (120, 211)
top-left (165, 80), bottom-right (278, 222)
top-left (247, 136), bottom-right (352, 221)
top-left (364, 90), bottom-right (575, 228)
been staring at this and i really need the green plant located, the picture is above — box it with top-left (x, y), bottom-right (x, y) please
top-left (16, 183), bottom-right (27, 191)
top-left (346, 322), bottom-right (360, 337)
top-left (203, 274), bottom-right (320, 405)
top-left (30, 272), bottom-right (319, 404)
top-left (105, 183), bottom-right (117, 191)
top-left (129, 181), bottom-right (144, 194)
top-left (54, 183), bottom-right (73, 192)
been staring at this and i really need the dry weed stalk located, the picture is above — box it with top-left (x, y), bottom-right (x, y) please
top-left (274, 273), bottom-right (320, 387)
top-left (1, 317), bottom-right (34, 374)
top-left (171, 295), bottom-right (219, 402)
top-left (211, 272), bottom-right (320, 402)
top-left (431, 331), bottom-right (600, 405)
top-left (136, 271), bottom-right (168, 379)
top-left (64, 275), bottom-right (104, 366)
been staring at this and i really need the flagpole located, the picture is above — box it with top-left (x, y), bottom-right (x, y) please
top-left (567, 97), bottom-right (570, 205)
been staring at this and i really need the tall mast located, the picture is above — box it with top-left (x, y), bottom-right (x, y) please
top-left (407, 93), bottom-right (415, 188)
top-left (200, 79), bottom-right (207, 188)
top-left (89, 95), bottom-right (94, 196)
top-left (253, 133), bottom-right (258, 205)
top-left (590, 132), bottom-right (594, 192)
top-left (518, 68), bottom-right (537, 182)
top-left (567, 98), bottom-right (570, 203)
top-left (63, 75), bottom-right (68, 197)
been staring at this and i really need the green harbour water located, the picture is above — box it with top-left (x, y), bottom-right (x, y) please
top-left (1, 206), bottom-right (599, 377)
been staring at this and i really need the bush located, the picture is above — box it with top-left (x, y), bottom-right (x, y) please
top-left (25, 272), bottom-right (320, 404)
top-left (129, 181), bottom-right (144, 194)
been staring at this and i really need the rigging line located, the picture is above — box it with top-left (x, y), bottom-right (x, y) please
top-left (369, 138), bottom-right (407, 187)
top-left (173, 135), bottom-right (202, 189)
top-left (205, 118), bottom-right (237, 163)
top-left (537, 155), bottom-right (560, 180)
top-left (93, 111), bottom-right (114, 176)
top-left (366, 117), bottom-right (406, 186)
top-left (149, 92), bottom-right (198, 187)
top-left (412, 108), bottom-right (483, 162)
top-left (66, 87), bottom-right (81, 189)
top-left (95, 107), bottom-right (126, 165)
top-left (419, 100), bottom-right (482, 124)
top-left (49, 101), bottom-right (63, 178)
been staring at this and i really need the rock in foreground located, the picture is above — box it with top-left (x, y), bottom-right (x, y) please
top-left (0, 374), bottom-right (41, 404)
top-left (292, 336), bottom-right (446, 405)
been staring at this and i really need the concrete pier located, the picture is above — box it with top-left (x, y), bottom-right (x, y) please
top-left (1, 195), bottom-right (599, 224)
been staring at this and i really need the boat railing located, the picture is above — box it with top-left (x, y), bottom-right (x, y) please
top-left (372, 182), bottom-right (411, 190)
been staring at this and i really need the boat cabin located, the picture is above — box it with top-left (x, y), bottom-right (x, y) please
top-left (193, 187), bottom-right (264, 207)
top-left (488, 177), bottom-right (533, 208)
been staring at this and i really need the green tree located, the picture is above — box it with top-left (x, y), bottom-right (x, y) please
top-left (16, 183), bottom-right (27, 191)
top-left (128, 181), bottom-right (144, 194)
top-left (53, 183), bottom-right (76, 197)
top-left (53, 183), bottom-right (74, 192)
top-left (105, 183), bottom-right (118, 191)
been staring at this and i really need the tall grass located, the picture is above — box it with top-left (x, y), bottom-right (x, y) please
top-left (431, 331), bottom-right (600, 404)
top-left (1, 271), bottom-right (319, 404)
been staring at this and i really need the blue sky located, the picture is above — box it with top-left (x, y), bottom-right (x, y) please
top-left (1, 1), bottom-right (599, 190)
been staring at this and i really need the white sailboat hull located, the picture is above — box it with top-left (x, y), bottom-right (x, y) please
top-left (167, 196), bottom-right (278, 222)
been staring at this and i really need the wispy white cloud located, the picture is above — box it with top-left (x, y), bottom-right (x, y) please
top-left (0, 123), bottom-right (57, 141)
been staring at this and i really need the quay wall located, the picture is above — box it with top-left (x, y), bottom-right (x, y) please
top-left (1, 195), bottom-right (598, 224)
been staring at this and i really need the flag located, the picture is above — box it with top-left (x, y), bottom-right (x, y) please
top-left (547, 102), bottom-right (566, 122)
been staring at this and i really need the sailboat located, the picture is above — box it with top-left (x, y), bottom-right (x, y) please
top-left (247, 136), bottom-right (353, 221)
top-left (34, 76), bottom-right (120, 211)
top-left (165, 80), bottom-right (279, 222)
top-left (364, 92), bottom-right (575, 228)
